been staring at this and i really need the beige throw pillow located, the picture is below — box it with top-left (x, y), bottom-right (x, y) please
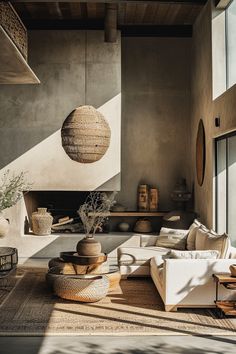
top-left (156, 227), bottom-right (189, 250)
top-left (187, 220), bottom-right (209, 251)
top-left (195, 228), bottom-right (230, 258)
top-left (167, 249), bottom-right (219, 259)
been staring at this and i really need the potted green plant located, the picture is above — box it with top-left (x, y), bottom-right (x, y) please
top-left (0, 170), bottom-right (31, 237)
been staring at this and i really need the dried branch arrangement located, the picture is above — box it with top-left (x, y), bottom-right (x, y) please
top-left (78, 192), bottom-right (116, 237)
top-left (0, 170), bottom-right (31, 212)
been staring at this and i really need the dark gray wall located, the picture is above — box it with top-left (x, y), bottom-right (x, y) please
top-left (117, 37), bottom-right (191, 210)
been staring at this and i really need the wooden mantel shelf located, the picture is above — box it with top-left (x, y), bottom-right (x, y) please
top-left (110, 211), bottom-right (167, 217)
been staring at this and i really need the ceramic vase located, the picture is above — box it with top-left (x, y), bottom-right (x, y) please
top-left (32, 208), bottom-right (53, 236)
top-left (76, 236), bottom-right (102, 256)
top-left (0, 214), bottom-right (10, 237)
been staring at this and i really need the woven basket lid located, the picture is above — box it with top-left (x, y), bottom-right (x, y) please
top-left (61, 105), bottom-right (111, 163)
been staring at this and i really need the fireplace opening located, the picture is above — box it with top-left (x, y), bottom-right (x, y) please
top-left (23, 191), bottom-right (111, 234)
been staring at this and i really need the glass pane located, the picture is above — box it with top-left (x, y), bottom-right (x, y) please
top-left (226, 0), bottom-right (236, 89)
top-left (228, 135), bottom-right (236, 245)
top-left (216, 139), bottom-right (227, 234)
top-left (212, 12), bottom-right (227, 99)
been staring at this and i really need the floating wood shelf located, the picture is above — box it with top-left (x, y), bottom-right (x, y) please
top-left (110, 211), bottom-right (167, 217)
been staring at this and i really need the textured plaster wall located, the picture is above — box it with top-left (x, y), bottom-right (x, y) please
top-left (0, 30), bottom-right (121, 169)
top-left (0, 31), bottom-right (192, 259)
top-left (0, 30), bottom-right (121, 191)
top-left (191, 0), bottom-right (236, 228)
top-left (117, 37), bottom-right (191, 210)
top-left (0, 32), bottom-right (191, 209)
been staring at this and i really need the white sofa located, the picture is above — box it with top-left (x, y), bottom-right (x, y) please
top-left (118, 225), bottom-right (236, 311)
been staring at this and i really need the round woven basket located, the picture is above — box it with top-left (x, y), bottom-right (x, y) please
top-left (54, 274), bottom-right (109, 302)
top-left (134, 218), bottom-right (152, 233)
top-left (61, 105), bottom-right (111, 163)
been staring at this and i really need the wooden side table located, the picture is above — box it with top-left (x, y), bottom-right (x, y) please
top-left (213, 273), bottom-right (236, 317)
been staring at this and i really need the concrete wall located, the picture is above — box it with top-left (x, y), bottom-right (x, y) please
top-left (0, 31), bottom-right (192, 260)
top-left (0, 30), bottom-right (121, 191)
top-left (117, 37), bottom-right (191, 210)
top-left (0, 32), bottom-right (191, 209)
top-left (190, 0), bottom-right (236, 227)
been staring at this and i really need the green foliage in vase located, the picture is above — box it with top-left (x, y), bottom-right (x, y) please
top-left (0, 170), bottom-right (32, 212)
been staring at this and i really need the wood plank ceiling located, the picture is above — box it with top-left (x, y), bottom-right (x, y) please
top-left (12, 2), bottom-right (206, 35)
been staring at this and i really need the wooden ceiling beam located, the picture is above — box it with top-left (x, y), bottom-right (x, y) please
top-left (19, 18), bottom-right (192, 37)
top-left (10, 1), bottom-right (207, 5)
top-left (104, 3), bottom-right (117, 42)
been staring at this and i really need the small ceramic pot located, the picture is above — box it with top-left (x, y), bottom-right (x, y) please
top-left (118, 222), bottom-right (130, 232)
top-left (76, 236), bottom-right (102, 256)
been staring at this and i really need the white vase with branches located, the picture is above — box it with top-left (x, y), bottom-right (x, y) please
top-left (0, 170), bottom-right (31, 237)
top-left (77, 192), bottom-right (116, 256)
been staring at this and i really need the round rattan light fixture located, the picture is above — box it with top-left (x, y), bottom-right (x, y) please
top-left (61, 105), bottom-right (111, 163)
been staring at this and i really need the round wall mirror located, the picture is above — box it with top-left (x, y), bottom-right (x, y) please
top-left (196, 119), bottom-right (206, 186)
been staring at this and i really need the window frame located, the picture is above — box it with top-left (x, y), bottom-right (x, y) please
top-left (215, 130), bottom-right (236, 236)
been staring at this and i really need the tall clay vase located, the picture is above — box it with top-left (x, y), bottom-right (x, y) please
top-left (32, 208), bottom-right (53, 236)
top-left (76, 236), bottom-right (102, 256)
top-left (0, 213), bottom-right (10, 238)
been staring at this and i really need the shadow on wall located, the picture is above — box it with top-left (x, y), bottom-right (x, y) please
top-left (0, 93), bottom-right (121, 191)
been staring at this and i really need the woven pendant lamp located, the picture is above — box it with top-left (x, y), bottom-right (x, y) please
top-left (61, 105), bottom-right (111, 163)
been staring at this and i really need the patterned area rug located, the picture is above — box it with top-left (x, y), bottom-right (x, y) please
top-left (0, 268), bottom-right (235, 336)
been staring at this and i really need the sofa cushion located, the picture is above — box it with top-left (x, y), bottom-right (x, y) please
top-left (156, 227), bottom-right (189, 250)
top-left (117, 246), bottom-right (169, 266)
top-left (166, 249), bottom-right (219, 259)
top-left (195, 228), bottom-right (230, 258)
top-left (187, 219), bottom-right (209, 251)
top-left (229, 246), bottom-right (236, 259)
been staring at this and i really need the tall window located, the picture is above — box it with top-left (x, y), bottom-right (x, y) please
top-left (212, 0), bottom-right (236, 99)
top-left (215, 132), bottom-right (236, 245)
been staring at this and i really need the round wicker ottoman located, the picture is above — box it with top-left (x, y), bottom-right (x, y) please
top-left (46, 267), bottom-right (109, 302)
top-left (52, 273), bottom-right (109, 302)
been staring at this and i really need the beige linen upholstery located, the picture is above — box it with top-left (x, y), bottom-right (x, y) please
top-left (229, 246), bottom-right (236, 258)
top-left (151, 257), bottom-right (236, 311)
top-left (187, 221), bottom-right (200, 250)
top-left (195, 228), bottom-right (230, 258)
top-left (156, 227), bottom-right (189, 250)
top-left (166, 249), bottom-right (219, 259)
top-left (117, 227), bottom-right (236, 310)
top-left (117, 246), bottom-right (169, 266)
top-left (186, 219), bottom-right (209, 250)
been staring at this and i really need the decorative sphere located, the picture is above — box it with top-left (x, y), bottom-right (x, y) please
top-left (61, 105), bottom-right (111, 163)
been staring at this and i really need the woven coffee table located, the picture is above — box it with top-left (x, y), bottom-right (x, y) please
top-left (75, 265), bottom-right (121, 291)
top-left (98, 265), bottom-right (121, 291)
top-left (47, 264), bottom-right (121, 295)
